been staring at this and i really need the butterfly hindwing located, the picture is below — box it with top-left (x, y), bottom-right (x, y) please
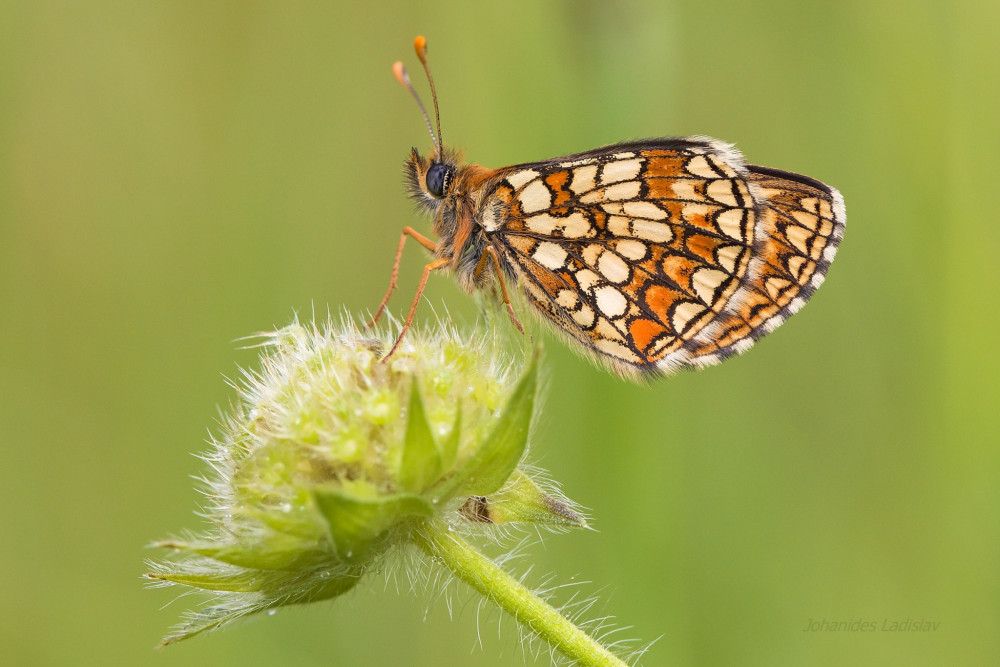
top-left (685, 165), bottom-right (846, 366)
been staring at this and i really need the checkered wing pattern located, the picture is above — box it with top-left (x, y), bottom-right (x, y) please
top-left (484, 137), bottom-right (845, 376)
top-left (686, 165), bottom-right (845, 366)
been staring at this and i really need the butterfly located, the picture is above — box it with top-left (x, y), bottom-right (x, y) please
top-left (370, 36), bottom-right (845, 378)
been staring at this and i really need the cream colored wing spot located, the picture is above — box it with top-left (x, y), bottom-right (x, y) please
top-left (523, 211), bottom-right (592, 238)
top-left (679, 202), bottom-right (716, 223)
top-left (520, 179), bottom-right (553, 213)
top-left (611, 151), bottom-right (636, 160)
top-left (691, 267), bottom-right (728, 305)
top-left (799, 196), bottom-right (820, 214)
top-left (786, 255), bottom-right (808, 282)
top-left (523, 213), bottom-right (559, 235)
top-left (615, 239), bottom-right (648, 261)
top-left (600, 159), bottom-right (643, 184)
top-left (758, 186), bottom-right (783, 204)
top-left (569, 165), bottom-right (598, 195)
top-left (671, 301), bottom-right (706, 333)
top-left (607, 216), bottom-right (630, 237)
top-left (666, 179), bottom-right (699, 200)
top-left (791, 209), bottom-right (820, 232)
top-left (629, 219), bottom-right (674, 244)
top-left (603, 181), bottom-right (642, 201)
top-left (817, 198), bottom-right (833, 220)
top-left (560, 212), bottom-right (593, 238)
top-left (706, 179), bottom-right (740, 207)
top-left (559, 157), bottom-right (598, 168)
top-left (595, 285), bottom-right (628, 318)
top-left (595, 338), bottom-right (639, 363)
top-left (685, 155), bottom-right (720, 179)
top-left (601, 202), bottom-right (623, 215)
top-left (597, 251), bottom-right (630, 284)
top-left (556, 289), bottom-right (579, 309)
top-left (506, 169), bottom-right (539, 190)
top-left (715, 208), bottom-right (748, 242)
top-left (622, 200), bottom-right (667, 220)
top-left (532, 241), bottom-right (569, 270)
top-left (571, 303), bottom-right (596, 328)
top-left (783, 224), bottom-right (814, 256)
top-left (715, 244), bottom-right (743, 274)
top-left (574, 268), bottom-right (601, 292)
top-left (581, 243), bottom-right (602, 267)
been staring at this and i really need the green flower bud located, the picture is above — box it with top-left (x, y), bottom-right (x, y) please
top-left (148, 317), bottom-right (583, 646)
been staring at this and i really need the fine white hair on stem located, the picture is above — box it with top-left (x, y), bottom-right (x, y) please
top-left (391, 530), bottom-right (642, 665)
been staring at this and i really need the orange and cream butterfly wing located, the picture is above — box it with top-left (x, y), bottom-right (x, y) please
top-left (686, 165), bottom-right (845, 366)
top-left (482, 137), bottom-right (844, 376)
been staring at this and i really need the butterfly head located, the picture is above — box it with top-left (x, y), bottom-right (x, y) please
top-left (404, 146), bottom-right (463, 214)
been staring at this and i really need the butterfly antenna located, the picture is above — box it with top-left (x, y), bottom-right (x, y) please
top-left (392, 60), bottom-right (439, 154)
top-left (413, 35), bottom-right (443, 155)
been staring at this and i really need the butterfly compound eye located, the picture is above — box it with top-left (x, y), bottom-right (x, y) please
top-left (425, 163), bottom-right (453, 198)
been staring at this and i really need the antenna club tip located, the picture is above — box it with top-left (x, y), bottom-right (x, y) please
top-left (414, 35), bottom-right (428, 61)
top-left (392, 61), bottom-right (408, 85)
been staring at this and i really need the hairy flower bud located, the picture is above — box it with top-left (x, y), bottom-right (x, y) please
top-left (148, 316), bottom-right (583, 646)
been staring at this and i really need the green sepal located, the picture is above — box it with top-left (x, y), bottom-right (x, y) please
top-left (154, 532), bottom-right (322, 571)
top-left (147, 568), bottom-right (286, 593)
top-left (437, 352), bottom-right (537, 499)
top-left (458, 469), bottom-right (587, 527)
top-left (250, 506), bottom-right (326, 540)
top-left (399, 382), bottom-right (442, 493)
top-left (440, 404), bottom-right (461, 471)
top-left (152, 565), bottom-right (363, 647)
top-left (157, 608), bottom-right (230, 647)
top-left (313, 487), bottom-right (434, 563)
top-left (304, 566), bottom-right (364, 602)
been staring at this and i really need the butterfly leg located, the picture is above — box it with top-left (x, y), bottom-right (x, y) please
top-left (368, 226), bottom-right (439, 328)
top-left (475, 246), bottom-right (524, 334)
top-left (383, 256), bottom-right (451, 360)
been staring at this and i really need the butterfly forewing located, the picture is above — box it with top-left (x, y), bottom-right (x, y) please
top-left (481, 138), bottom-right (843, 376)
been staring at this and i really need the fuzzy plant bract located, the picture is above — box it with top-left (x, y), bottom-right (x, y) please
top-left (147, 317), bottom-right (585, 647)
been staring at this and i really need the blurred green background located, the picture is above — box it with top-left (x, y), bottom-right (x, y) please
top-left (2, 1), bottom-right (997, 665)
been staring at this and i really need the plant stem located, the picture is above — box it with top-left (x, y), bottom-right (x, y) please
top-left (414, 520), bottom-right (627, 667)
